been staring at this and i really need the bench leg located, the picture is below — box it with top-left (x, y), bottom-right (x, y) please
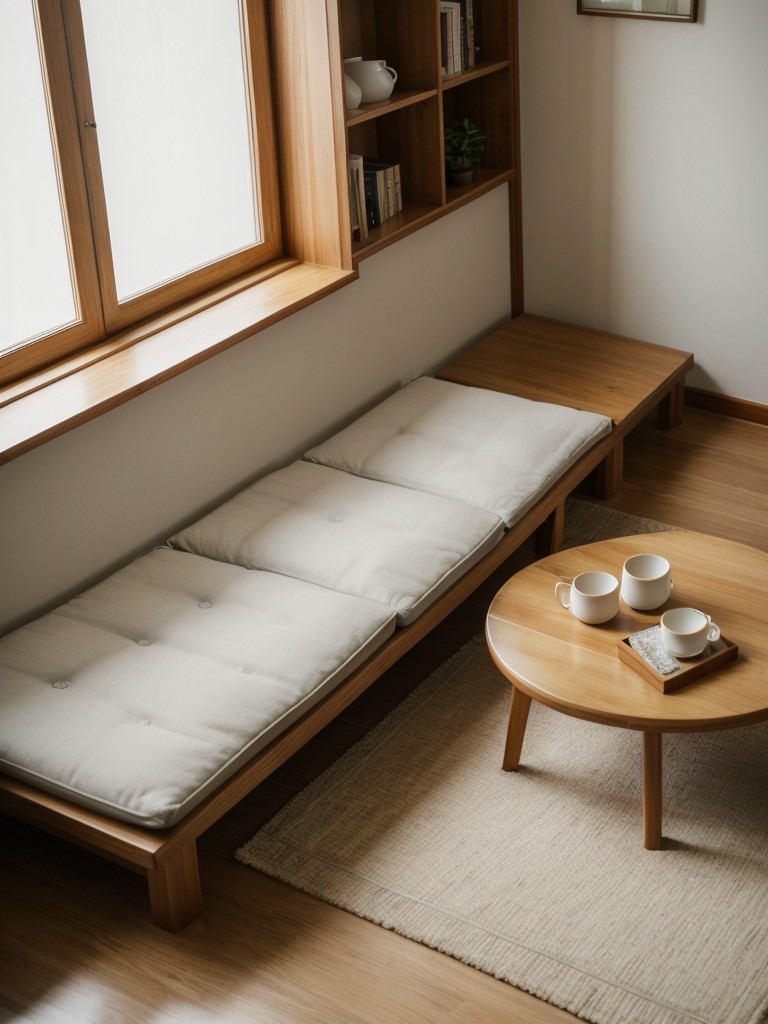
top-left (658, 380), bottom-right (685, 430)
top-left (595, 442), bottom-right (624, 500)
top-left (147, 840), bottom-right (204, 931)
top-left (535, 503), bottom-right (565, 557)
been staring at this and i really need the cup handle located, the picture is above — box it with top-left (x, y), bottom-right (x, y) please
top-left (385, 65), bottom-right (398, 83)
top-left (554, 581), bottom-right (571, 610)
top-left (707, 622), bottom-right (720, 643)
top-left (669, 580), bottom-right (674, 595)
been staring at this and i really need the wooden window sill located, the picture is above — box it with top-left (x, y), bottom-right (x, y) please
top-left (0, 259), bottom-right (355, 465)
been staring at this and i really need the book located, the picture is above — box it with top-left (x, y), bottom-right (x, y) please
top-left (365, 164), bottom-right (387, 223)
top-left (392, 162), bottom-right (402, 215)
top-left (347, 165), bottom-right (360, 238)
top-left (363, 159), bottom-right (400, 220)
top-left (440, 2), bottom-right (462, 74)
top-left (362, 168), bottom-right (381, 228)
top-left (439, 11), bottom-right (448, 75)
top-left (440, 2), bottom-right (454, 74)
top-left (348, 154), bottom-right (368, 241)
top-left (460, 0), bottom-right (475, 67)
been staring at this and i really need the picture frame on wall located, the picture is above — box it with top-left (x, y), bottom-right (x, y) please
top-left (577, 0), bottom-right (698, 21)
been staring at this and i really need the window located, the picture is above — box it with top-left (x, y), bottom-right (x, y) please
top-left (0, 0), bottom-right (279, 386)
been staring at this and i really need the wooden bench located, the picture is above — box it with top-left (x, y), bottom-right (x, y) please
top-left (439, 313), bottom-right (693, 507)
top-left (0, 315), bottom-right (692, 931)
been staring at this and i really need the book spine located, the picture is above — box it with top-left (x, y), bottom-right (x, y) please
top-left (348, 154), bottom-right (368, 241)
top-left (383, 164), bottom-right (396, 219)
top-left (376, 168), bottom-right (388, 221)
top-left (459, 4), bottom-right (466, 71)
top-left (451, 3), bottom-right (462, 73)
top-left (360, 159), bottom-right (402, 224)
top-left (363, 160), bottom-right (400, 223)
top-left (362, 169), bottom-right (381, 228)
top-left (440, 3), bottom-right (455, 74)
top-left (440, 11), bottom-right (448, 75)
top-left (392, 163), bottom-right (402, 215)
top-left (461, 0), bottom-right (475, 67)
top-left (348, 164), bottom-right (360, 238)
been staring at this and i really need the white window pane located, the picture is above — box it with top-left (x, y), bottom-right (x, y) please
top-left (80, 0), bottom-right (260, 303)
top-left (0, 1), bottom-right (77, 355)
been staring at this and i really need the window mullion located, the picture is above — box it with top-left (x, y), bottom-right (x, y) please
top-left (242, 0), bottom-right (281, 248)
top-left (36, 0), bottom-right (106, 331)
top-left (58, 0), bottom-right (120, 331)
top-left (0, 0), bottom-right (104, 386)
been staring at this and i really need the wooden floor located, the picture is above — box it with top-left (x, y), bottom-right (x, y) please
top-left (1, 408), bottom-right (766, 1024)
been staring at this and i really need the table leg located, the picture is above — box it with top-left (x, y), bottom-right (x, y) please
top-left (503, 685), bottom-right (532, 771)
top-left (643, 731), bottom-right (663, 850)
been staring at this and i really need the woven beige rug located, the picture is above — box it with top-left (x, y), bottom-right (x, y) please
top-left (237, 505), bottom-right (768, 1024)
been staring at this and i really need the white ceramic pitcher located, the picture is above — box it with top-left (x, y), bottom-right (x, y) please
top-left (344, 58), bottom-right (398, 103)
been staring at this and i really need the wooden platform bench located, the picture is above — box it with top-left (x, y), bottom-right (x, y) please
top-left (438, 313), bottom-right (693, 512)
top-left (0, 315), bottom-right (692, 931)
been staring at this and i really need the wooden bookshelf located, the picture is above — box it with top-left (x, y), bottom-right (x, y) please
top-left (337, 0), bottom-right (521, 303)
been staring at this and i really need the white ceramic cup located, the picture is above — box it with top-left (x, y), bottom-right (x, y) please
top-left (620, 553), bottom-right (674, 610)
top-left (555, 571), bottom-right (619, 624)
top-left (660, 607), bottom-right (720, 658)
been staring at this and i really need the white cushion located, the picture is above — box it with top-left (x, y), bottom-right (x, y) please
top-left (304, 376), bottom-right (613, 528)
top-left (0, 548), bottom-right (395, 828)
top-left (170, 461), bottom-right (504, 626)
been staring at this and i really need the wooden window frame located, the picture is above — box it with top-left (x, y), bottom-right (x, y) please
top-left (0, 0), bottom-right (356, 465)
top-left (3, 0), bottom-right (105, 378)
top-left (2, 0), bottom-right (283, 386)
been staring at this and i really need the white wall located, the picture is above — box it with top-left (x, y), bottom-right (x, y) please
top-left (518, 0), bottom-right (768, 403)
top-left (9, 1), bottom-right (766, 634)
top-left (0, 187), bottom-right (511, 635)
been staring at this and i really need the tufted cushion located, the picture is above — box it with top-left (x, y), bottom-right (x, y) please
top-left (170, 461), bottom-right (504, 626)
top-left (304, 376), bottom-right (613, 528)
top-left (0, 548), bottom-right (395, 828)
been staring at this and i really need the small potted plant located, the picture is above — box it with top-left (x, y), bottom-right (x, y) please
top-left (444, 117), bottom-right (489, 186)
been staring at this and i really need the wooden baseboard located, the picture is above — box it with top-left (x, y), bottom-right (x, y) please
top-left (685, 387), bottom-right (768, 426)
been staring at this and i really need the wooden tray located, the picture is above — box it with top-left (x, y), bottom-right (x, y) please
top-left (617, 631), bottom-right (739, 693)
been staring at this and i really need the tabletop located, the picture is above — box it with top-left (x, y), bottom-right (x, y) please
top-left (486, 530), bottom-right (768, 732)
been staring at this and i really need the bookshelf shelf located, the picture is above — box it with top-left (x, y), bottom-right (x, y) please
top-left (445, 167), bottom-right (515, 207)
top-left (440, 59), bottom-right (511, 90)
top-left (350, 201), bottom-right (437, 259)
top-left (337, 0), bottom-right (520, 286)
top-left (344, 89), bottom-right (439, 127)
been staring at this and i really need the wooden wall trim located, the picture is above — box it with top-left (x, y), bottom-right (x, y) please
top-left (685, 387), bottom-right (768, 427)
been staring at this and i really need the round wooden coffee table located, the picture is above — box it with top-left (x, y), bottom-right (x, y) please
top-left (486, 530), bottom-right (768, 849)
